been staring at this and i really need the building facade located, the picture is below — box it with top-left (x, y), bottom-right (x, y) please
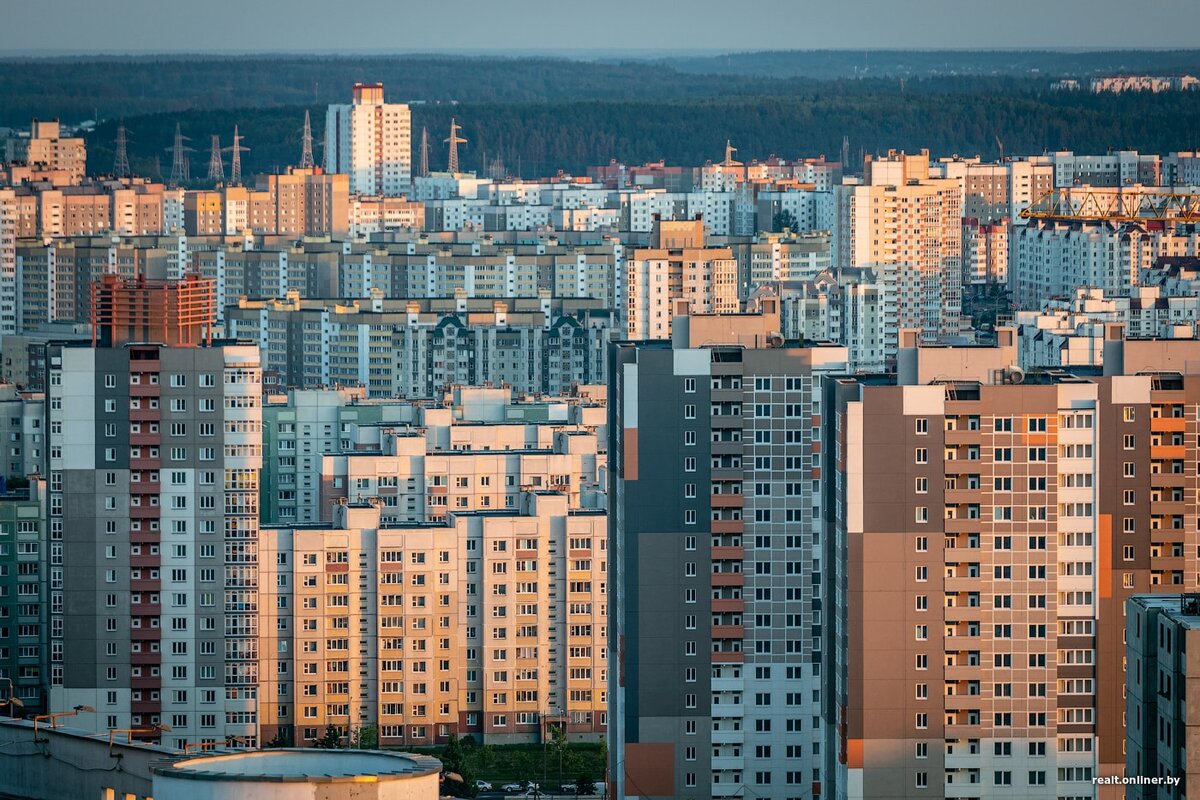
top-left (611, 303), bottom-right (847, 799)
top-left (258, 491), bottom-right (607, 748)
top-left (46, 340), bottom-right (264, 750)
top-left (324, 84), bottom-right (412, 196)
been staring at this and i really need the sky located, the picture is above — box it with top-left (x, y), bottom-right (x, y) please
top-left (3, 0), bottom-right (1199, 53)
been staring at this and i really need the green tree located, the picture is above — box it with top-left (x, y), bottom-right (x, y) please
top-left (550, 725), bottom-right (569, 788)
top-left (312, 724), bottom-right (342, 749)
top-left (350, 724), bottom-right (378, 750)
top-left (772, 209), bottom-right (798, 232)
top-left (264, 727), bottom-right (293, 748)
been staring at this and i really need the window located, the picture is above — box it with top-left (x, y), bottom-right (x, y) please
top-left (914, 477), bottom-right (927, 494)
top-left (914, 448), bottom-right (928, 464)
top-left (914, 418), bottom-right (928, 435)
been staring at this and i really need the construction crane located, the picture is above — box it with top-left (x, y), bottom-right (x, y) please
top-left (1019, 187), bottom-right (1200, 223)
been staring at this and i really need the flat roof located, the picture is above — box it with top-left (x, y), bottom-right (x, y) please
top-left (153, 749), bottom-right (441, 783)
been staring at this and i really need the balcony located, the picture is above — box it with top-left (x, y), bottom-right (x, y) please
top-left (710, 494), bottom-right (744, 509)
top-left (711, 651), bottom-right (744, 664)
top-left (711, 625), bottom-right (744, 640)
top-left (129, 407), bottom-right (160, 422)
top-left (710, 573), bottom-right (744, 588)
top-left (710, 520), bottom-right (744, 535)
top-left (711, 598), bottom-right (744, 614)
top-left (711, 728), bottom-right (745, 745)
top-left (130, 432), bottom-right (159, 447)
top-left (1151, 445), bottom-right (1186, 460)
top-left (1151, 417), bottom-right (1187, 433)
top-left (710, 546), bottom-right (744, 562)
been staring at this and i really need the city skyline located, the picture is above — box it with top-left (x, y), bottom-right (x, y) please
top-left (3, 0), bottom-right (1200, 53)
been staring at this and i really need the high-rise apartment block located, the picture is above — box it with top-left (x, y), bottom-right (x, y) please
top-left (23, 119), bottom-right (86, 185)
top-left (1125, 594), bottom-right (1200, 799)
top-left (46, 339), bottom-right (264, 750)
top-left (829, 325), bottom-right (1200, 799)
top-left (835, 150), bottom-right (964, 346)
top-left (325, 83), bottom-right (412, 196)
top-left (611, 301), bottom-right (847, 800)
top-left (259, 490), bottom-right (607, 748)
top-left (625, 218), bottom-right (739, 339)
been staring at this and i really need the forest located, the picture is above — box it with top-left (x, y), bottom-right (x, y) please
top-left (81, 82), bottom-right (1200, 183)
top-left (0, 53), bottom-right (1196, 182)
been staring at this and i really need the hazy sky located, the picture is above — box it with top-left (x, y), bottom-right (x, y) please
top-left (3, 0), bottom-right (1198, 53)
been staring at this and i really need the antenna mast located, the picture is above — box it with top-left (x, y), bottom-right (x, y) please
top-left (113, 122), bottom-right (131, 179)
top-left (299, 110), bottom-right (315, 169)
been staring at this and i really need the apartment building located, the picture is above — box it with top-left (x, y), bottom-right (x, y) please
top-left (225, 293), bottom-right (614, 399)
top-left (261, 385), bottom-right (606, 525)
top-left (324, 83), bottom-right (411, 196)
top-left (23, 120), bottom-right (86, 184)
top-left (1011, 218), bottom-right (1200, 310)
top-left (625, 218), bottom-right (738, 340)
top-left (0, 385), bottom-right (46, 479)
top-left (829, 325), bottom-right (1200, 799)
top-left (835, 151), bottom-right (964, 343)
top-left (771, 271), bottom-right (895, 371)
top-left (0, 479), bottom-right (46, 714)
top-left (611, 301), bottom-right (848, 800)
top-left (258, 491), bottom-right (607, 748)
top-left (45, 336), bottom-right (264, 750)
top-left (962, 218), bottom-right (1009, 288)
top-left (1125, 594), bottom-right (1200, 799)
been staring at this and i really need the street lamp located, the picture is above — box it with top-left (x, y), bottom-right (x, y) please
top-left (108, 722), bottom-right (172, 756)
top-left (33, 705), bottom-right (95, 742)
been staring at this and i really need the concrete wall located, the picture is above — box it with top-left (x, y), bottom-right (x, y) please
top-left (0, 718), bottom-right (170, 800)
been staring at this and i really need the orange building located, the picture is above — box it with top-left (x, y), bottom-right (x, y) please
top-left (90, 273), bottom-right (216, 347)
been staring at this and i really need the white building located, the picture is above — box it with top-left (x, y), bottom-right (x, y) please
top-left (324, 83), bottom-right (411, 196)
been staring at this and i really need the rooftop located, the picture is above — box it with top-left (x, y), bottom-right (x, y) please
top-left (153, 749), bottom-right (441, 783)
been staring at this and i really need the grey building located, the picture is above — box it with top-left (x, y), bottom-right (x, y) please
top-left (45, 340), bottom-right (263, 750)
top-left (610, 300), bottom-right (848, 800)
top-left (0, 479), bottom-right (46, 714)
top-left (1126, 594), bottom-right (1200, 799)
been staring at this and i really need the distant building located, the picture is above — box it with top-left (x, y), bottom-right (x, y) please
top-left (1090, 75), bottom-right (1199, 93)
top-left (1126, 594), bottom-right (1200, 799)
top-left (90, 273), bottom-right (216, 347)
top-left (325, 83), bottom-right (412, 196)
top-left (835, 150), bottom-right (964, 343)
top-left (225, 293), bottom-right (614, 399)
top-left (22, 119), bottom-right (86, 184)
top-left (962, 217), bottom-right (1009, 287)
top-left (625, 218), bottom-right (739, 340)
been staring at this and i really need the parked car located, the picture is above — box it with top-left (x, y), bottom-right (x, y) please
top-left (475, 780), bottom-right (494, 791)
top-left (501, 782), bottom-right (525, 792)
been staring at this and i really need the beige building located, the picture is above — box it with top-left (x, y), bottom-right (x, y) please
top-left (836, 151), bottom-right (964, 343)
top-left (23, 119), bottom-right (86, 184)
top-left (258, 491), bottom-right (607, 748)
top-left (626, 218), bottom-right (738, 339)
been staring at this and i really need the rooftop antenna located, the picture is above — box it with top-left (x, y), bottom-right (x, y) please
top-left (419, 126), bottom-right (430, 178)
top-left (207, 134), bottom-right (225, 182)
top-left (299, 110), bottom-right (314, 169)
top-left (113, 122), bottom-right (130, 179)
top-left (445, 118), bottom-right (466, 174)
top-left (166, 122), bottom-right (193, 185)
top-left (224, 125), bottom-right (249, 184)
top-left (841, 135), bottom-right (850, 169)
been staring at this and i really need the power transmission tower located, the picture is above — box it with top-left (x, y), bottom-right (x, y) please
top-left (224, 126), bottom-right (249, 184)
top-left (419, 127), bottom-right (430, 177)
top-left (299, 110), bottom-right (315, 169)
top-left (207, 135), bottom-right (225, 182)
top-left (444, 118), bottom-right (466, 174)
top-left (167, 122), bottom-right (193, 185)
top-left (113, 122), bottom-right (131, 178)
